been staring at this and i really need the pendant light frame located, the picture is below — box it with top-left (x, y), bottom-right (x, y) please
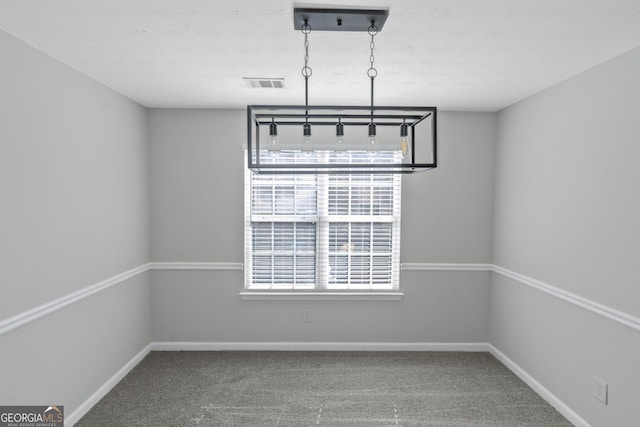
top-left (247, 7), bottom-right (438, 174)
top-left (248, 104), bottom-right (437, 174)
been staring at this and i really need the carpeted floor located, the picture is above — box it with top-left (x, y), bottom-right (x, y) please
top-left (77, 351), bottom-right (572, 426)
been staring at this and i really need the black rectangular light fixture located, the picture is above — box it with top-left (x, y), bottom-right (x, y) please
top-left (247, 105), bottom-right (437, 174)
top-left (246, 6), bottom-right (438, 175)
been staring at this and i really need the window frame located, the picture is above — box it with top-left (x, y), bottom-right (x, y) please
top-left (243, 151), bottom-right (404, 299)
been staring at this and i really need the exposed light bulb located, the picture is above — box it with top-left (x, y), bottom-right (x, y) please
top-left (335, 120), bottom-right (346, 156)
top-left (368, 136), bottom-right (379, 155)
top-left (399, 122), bottom-right (409, 159)
top-left (268, 120), bottom-right (280, 158)
top-left (399, 136), bottom-right (410, 159)
top-left (302, 121), bottom-right (313, 157)
top-left (368, 123), bottom-right (379, 156)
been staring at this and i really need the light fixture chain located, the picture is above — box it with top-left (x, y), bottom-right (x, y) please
top-left (367, 22), bottom-right (379, 121)
top-left (301, 21), bottom-right (312, 79)
top-left (367, 22), bottom-right (378, 79)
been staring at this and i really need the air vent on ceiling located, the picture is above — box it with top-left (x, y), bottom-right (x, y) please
top-left (243, 77), bottom-right (286, 89)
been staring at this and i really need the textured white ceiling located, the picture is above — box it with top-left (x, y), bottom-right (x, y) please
top-left (1, 0), bottom-right (640, 111)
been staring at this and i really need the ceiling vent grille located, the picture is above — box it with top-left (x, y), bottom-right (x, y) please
top-left (243, 77), bottom-right (286, 89)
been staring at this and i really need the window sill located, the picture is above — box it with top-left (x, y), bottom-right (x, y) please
top-left (239, 292), bottom-right (404, 301)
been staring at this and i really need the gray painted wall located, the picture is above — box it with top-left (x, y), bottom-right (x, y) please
top-left (149, 109), bottom-right (245, 262)
top-left (7, 18), bottom-right (638, 425)
top-left (403, 112), bottom-right (495, 264)
top-left (0, 29), bottom-right (151, 417)
top-left (149, 109), bottom-right (495, 343)
top-left (151, 270), bottom-right (491, 344)
top-left (491, 46), bottom-right (640, 426)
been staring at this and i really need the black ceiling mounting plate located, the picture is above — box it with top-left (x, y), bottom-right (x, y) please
top-left (293, 7), bottom-right (389, 32)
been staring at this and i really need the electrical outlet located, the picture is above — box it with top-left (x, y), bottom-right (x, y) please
top-left (593, 377), bottom-right (608, 405)
top-left (303, 309), bottom-right (312, 323)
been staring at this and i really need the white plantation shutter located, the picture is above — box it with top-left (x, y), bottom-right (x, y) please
top-left (245, 151), bottom-right (401, 291)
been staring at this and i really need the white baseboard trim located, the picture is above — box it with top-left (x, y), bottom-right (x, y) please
top-left (66, 343), bottom-right (152, 426)
top-left (488, 344), bottom-right (590, 427)
top-left (66, 341), bottom-right (588, 427)
top-left (150, 341), bottom-right (490, 352)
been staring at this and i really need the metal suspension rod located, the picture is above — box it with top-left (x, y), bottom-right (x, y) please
top-left (305, 76), bottom-right (309, 114)
top-left (370, 76), bottom-right (374, 120)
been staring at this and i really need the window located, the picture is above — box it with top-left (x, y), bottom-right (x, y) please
top-left (244, 151), bottom-right (402, 293)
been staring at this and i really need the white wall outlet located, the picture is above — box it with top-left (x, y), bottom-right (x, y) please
top-left (593, 376), bottom-right (608, 405)
top-left (303, 309), bottom-right (312, 323)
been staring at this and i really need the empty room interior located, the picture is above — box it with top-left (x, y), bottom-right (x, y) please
top-left (1, 1), bottom-right (639, 426)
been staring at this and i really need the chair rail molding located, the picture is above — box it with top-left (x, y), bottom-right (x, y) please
top-left (149, 261), bottom-right (243, 270)
top-left (0, 263), bottom-right (150, 336)
top-left (401, 263), bottom-right (493, 271)
top-left (492, 265), bottom-right (640, 333)
top-left (2, 262), bottom-right (637, 335)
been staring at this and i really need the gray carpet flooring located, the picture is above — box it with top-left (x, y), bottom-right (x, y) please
top-left (77, 351), bottom-right (572, 426)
